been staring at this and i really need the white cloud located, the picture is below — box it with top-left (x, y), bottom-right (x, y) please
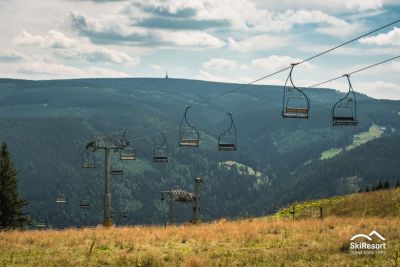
top-left (316, 21), bottom-right (365, 38)
top-left (359, 27), bottom-right (400, 46)
top-left (228, 35), bottom-right (289, 53)
top-left (198, 55), bottom-right (315, 85)
top-left (197, 70), bottom-right (251, 83)
top-left (206, 3), bottom-right (357, 33)
top-left (253, 77), bottom-right (285, 86)
top-left (68, 11), bottom-right (226, 48)
top-left (15, 61), bottom-right (129, 79)
top-left (345, 0), bottom-right (383, 12)
top-left (88, 1), bottom-right (362, 42)
top-left (392, 61), bottom-right (400, 71)
top-left (299, 44), bottom-right (399, 56)
top-left (203, 58), bottom-right (247, 71)
top-left (251, 55), bottom-right (312, 72)
top-left (68, 11), bottom-right (148, 38)
top-left (154, 30), bottom-right (225, 48)
top-left (14, 30), bottom-right (80, 48)
top-left (356, 80), bottom-right (400, 100)
top-left (149, 63), bottom-right (162, 70)
top-left (344, 60), bottom-right (400, 77)
top-left (134, 0), bottom-right (203, 15)
top-left (0, 50), bottom-right (25, 61)
top-left (13, 30), bottom-right (138, 64)
top-left (45, 30), bottom-right (80, 48)
top-left (13, 31), bottom-right (45, 46)
top-left (253, 0), bottom-right (384, 13)
top-left (277, 10), bottom-right (346, 27)
top-left (195, 2), bottom-right (353, 33)
top-left (55, 46), bottom-right (137, 64)
top-left (17, 62), bottom-right (84, 77)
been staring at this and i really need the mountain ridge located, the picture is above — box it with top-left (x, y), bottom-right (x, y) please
top-left (0, 77), bottom-right (398, 227)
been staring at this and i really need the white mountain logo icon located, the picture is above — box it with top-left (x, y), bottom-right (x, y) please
top-left (350, 230), bottom-right (385, 241)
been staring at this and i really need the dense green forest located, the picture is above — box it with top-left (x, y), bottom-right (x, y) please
top-left (0, 78), bottom-right (399, 228)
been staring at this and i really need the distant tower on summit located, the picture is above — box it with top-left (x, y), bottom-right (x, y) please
top-left (165, 71), bottom-right (169, 79)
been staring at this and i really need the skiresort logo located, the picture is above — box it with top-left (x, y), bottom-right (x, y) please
top-left (349, 230), bottom-right (387, 255)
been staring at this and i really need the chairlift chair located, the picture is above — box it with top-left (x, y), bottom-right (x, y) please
top-left (179, 106), bottom-right (200, 147)
top-left (55, 176), bottom-right (67, 203)
top-left (112, 211), bottom-right (128, 219)
top-left (111, 160), bottom-right (124, 176)
top-left (332, 74), bottom-right (358, 126)
top-left (82, 150), bottom-right (95, 168)
top-left (55, 193), bottom-right (67, 203)
top-left (282, 63), bottom-right (310, 119)
top-left (153, 132), bottom-right (169, 162)
top-left (218, 113), bottom-right (237, 151)
top-left (80, 198), bottom-right (91, 209)
top-left (37, 222), bottom-right (46, 228)
top-left (116, 130), bottom-right (136, 160)
top-left (120, 145), bottom-right (136, 160)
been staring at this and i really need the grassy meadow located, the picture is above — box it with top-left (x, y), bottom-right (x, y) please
top-left (1, 188), bottom-right (399, 267)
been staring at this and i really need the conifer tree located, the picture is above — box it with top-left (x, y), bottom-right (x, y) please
top-left (383, 180), bottom-right (390, 189)
top-left (376, 180), bottom-right (383, 190)
top-left (0, 143), bottom-right (29, 229)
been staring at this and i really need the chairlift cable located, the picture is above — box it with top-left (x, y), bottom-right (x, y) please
top-left (129, 54), bottom-right (399, 142)
top-left (296, 19), bottom-right (400, 65)
top-left (183, 18), bottom-right (400, 107)
top-left (306, 55), bottom-right (400, 89)
top-left (123, 19), bottom-right (400, 137)
top-left (129, 96), bottom-right (282, 142)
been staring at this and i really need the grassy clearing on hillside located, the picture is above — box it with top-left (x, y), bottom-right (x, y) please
top-left (0, 217), bottom-right (399, 266)
top-left (219, 161), bottom-right (262, 177)
top-left (320, 148), bottom-right (343, 160)
top-left (276, 188), bottom-right (400, 218)
top-left (1, 188), bottom-right (399, 266)
top-left (319, 124), bottom-right (383, 160)
top-left (346, 124), bottom-right (383, 151)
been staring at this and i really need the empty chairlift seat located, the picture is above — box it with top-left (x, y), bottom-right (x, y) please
top-left (55, 177), bottom-right (67, 203)
top-left (332, 74), bottom-right (358, 126)
top-left (218, 113), bottom-right (237, 151)
top-left (37, 222), bottom-right (46, 228)
top-left (282, 63), bottom-right (310, 119)
top-left (153, 132), bottom-right (169, 162)
top-left (82, 150), bottom-right (96, 168)
top-left (80, 199), bottom-right (91, 209)
top-left (55, 193), bottom-right (67, 203)
top-left (179, 107), bottom-right (200, 147)
top-left (120, 146), bottom-right (136, 160)
top-left (111, 160), bottom-right (124, 176)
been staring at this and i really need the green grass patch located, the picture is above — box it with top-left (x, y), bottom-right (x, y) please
top-left (320, 148), bottom-right (343, 160)
top-left (275, 197), bottom-right (341, 217)
top-left (319, 124), bottom-right (383, 160)
top-left (346, 124), bottom-right (383, 151)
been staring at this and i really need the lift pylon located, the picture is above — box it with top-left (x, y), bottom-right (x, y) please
top-left (82, 129), bottom-right (130, 227)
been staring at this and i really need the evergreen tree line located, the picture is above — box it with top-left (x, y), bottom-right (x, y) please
top-left (359, 179), bottom-right (400, 193)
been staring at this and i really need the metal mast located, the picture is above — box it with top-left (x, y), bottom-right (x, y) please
top-left (83, 129), bottom-right (129, 227)
top-left (161, 176), bottom-right (202, 224)
top-left (193, 177), bottom-right (202, 224)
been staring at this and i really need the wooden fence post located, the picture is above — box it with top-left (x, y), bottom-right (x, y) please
top-left (292, 205), bottom-right (295, 221)
top-left (319, 206), bottom-right (323, 221)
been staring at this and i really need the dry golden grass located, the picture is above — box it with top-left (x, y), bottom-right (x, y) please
top-left (325, 188), bottom-right (400, 217)
top-left (1, 189), bottom-right (399, 266)
top-left (0, 216), bottom-right (399, 266)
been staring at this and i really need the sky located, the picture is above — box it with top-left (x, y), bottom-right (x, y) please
top-left (0, 0), bottom-right (399, 99)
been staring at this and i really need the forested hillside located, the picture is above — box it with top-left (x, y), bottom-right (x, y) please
top-left (0, 78), bottom-right (399, 227)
